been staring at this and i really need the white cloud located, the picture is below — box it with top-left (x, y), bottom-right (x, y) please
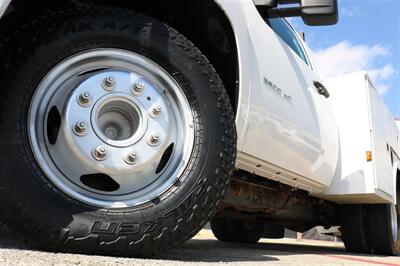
top-left (340, 7), bottom-right (355, 18)
top-left (312, 41), bottom-right (396, 94)
top-left (339, 7), bottom-right (366, 18)
top-left (369, 64), bottom-right (396, 80)
top-left (375, 84), bottom-right (390, 94)
top-left (369, 64), bottom-right (396, 94)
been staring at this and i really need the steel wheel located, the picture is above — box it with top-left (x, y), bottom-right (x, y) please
top-left (390, 204), bottom-right (399, 243)
top-left (28, 49), bottom-right (195, 208)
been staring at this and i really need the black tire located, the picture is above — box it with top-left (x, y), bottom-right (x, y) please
top-left (263, 223), bottom-right (285, 239)
top-left (227, 219), bottom-right (266, 244)
top-left (210, 218), bottom-right (232, 242)
top-left (211, 217), bottom-right (265, 244)
top-left (367, 204), bottom-right (400, 256)
top-left (340, 205), bottom-right (371, 254)
top-left (0, 7), bottom-right (236, 257)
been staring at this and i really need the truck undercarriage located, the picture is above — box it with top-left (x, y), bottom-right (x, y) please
top-left (218, 171), bottom-right (337, 233)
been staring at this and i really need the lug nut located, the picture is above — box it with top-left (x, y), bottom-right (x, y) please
top-left (132, 81), bottom-right (145, 95)
top-left (148, 133), bottom-right (161, 146)
top-left (78, 92), bottom-right (92, 106)
top-left (73, 121), bottom-right (87, 136)
top-left (124, 151), bottom-right (139, 165)
top-left (150, 105), bottom-right (162, 118)
top-left (102, 76), bottom-right (116, 91)
top-left (93, 146), bottom-right (107, 161)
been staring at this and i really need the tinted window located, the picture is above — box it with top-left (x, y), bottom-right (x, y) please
top-left (268, 18), bottom-right (309, 65)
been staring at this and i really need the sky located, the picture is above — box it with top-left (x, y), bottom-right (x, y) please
top-left (288, 0), bottom-right (400, 117)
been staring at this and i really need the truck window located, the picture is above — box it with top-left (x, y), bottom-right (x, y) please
top-left (268, 18), bottom-right (310, 66)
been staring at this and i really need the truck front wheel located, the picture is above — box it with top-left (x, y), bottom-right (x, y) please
top-left (0, 7), bottom-right (236, 256)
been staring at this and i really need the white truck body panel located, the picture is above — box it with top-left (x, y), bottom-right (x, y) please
top-left (215, 0), bottom-right (338, 193)
top-left (319, 72), bottom-right (399, 204)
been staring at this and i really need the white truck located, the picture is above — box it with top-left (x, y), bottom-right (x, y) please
top-left (0, 0), bottom-right (398, 257)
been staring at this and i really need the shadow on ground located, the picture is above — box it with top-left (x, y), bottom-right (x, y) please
top-left (156, 238), bottom-right (346, 263)
top-left (0, 230), bottom-right (392, 264)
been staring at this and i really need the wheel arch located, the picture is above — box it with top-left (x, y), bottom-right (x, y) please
top-left (0, 0), bottom-right (240, 114)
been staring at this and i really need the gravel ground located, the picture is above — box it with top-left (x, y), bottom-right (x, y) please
top-left (0, 229), bottom-right (399, 266)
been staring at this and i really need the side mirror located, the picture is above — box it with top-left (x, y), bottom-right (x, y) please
top-left (255, 0), bottom-right (339, 26)
top-left (301, 0), bottom-right (338, 26)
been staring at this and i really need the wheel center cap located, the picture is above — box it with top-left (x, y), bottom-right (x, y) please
top-left (91, 93), bottom-right (148, 147)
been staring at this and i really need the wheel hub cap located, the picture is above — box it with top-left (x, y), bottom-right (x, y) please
top-left (28, 49), bottom-right (194, 208)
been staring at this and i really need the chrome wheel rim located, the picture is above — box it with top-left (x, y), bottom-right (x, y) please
top-left (28, 49), bottom-right (195, 208)
top-left (391, 204), bottom-right (398, 242)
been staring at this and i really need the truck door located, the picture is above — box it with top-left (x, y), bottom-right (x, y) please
top-left (242, 17), bottom-right (338, 188)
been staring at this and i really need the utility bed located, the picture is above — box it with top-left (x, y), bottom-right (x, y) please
top-left (318, 72), bottom-right (399, 204)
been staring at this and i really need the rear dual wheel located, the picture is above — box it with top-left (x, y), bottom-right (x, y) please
top-left (341, 202), bottom-right (399, 256)
top-left (367, 203), bottom-right (399, 255)
top-left (211, 217), bottom-right (266, 243)
top-left (340, 205), bottom-right (371, 254)
top-left (0, 8), bottom-right (236, 256)
top-left (367, 178), bottom-right (400, 256)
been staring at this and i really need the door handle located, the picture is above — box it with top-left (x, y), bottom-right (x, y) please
top-left (313, 81), bottom-right (330, 98)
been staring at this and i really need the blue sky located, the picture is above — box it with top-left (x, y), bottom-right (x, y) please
top-left (289, 0), bottom-right (400, 117)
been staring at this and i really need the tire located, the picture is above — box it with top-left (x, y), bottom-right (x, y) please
top-left (0, 7), bottom-right (236, 257)
top-left (211, 217), bottom-right (265, 244)
top-left (367, 204), bottom-right (400, 256)
top-left (263, 223), bottom-right (285, 239)
top-left (340, 205), bottom-right (371, 254)
top-left (227, 219), bottom-right (265, 243)
top-left (210, 218), bottom-right (232, 242)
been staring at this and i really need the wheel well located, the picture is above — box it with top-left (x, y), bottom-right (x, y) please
top-left (0, 0), bottom-right (239, 112)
